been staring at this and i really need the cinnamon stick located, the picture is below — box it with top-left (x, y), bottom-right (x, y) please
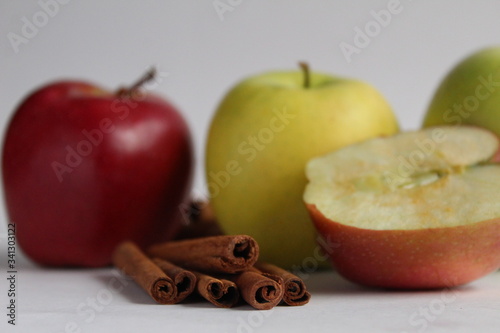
top-left (255, 262), bottom-right (311, 306)
top-left (112, 242), bottom-right (176, 304)
top-left (175, 200), bottom-right (223, 240)
top-left (147, 235), bottom-right (259, 274)
top-left (193, 271), bottom-right (239, 308)
top-left (226, 269), bottom-right (284, 310)
top-left (152, 258), bottom-right (197, 303)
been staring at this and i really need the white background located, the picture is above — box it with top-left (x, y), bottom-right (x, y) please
top-left (1, 1), bottom-right (500, 332)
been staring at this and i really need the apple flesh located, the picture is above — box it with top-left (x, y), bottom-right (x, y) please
top-left (304, 126), bottom-right (500, 289)
top-left (206, 66), bottom-right (399, 268)
top-left (2, 76), bottom-right (193, 267)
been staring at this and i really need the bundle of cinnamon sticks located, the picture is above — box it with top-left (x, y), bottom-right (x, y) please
top-left (113, 234), bottom-right (311, 309)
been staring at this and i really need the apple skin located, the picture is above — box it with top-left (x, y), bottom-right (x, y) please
top-left (206, 70), bottom-right (399, 268)
top-left (307, 204), bottom-right (500, 289)
top-left (423, 47), bottom-right (500, 135)
top-left (2, 80), bottom-right (193, 267)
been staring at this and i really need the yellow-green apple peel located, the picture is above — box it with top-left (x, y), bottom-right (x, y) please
top-left (206, 64), bottom-right (399, 268)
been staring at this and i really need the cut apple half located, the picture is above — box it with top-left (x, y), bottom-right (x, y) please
top-left (304, 126), bottom-right (500, 289)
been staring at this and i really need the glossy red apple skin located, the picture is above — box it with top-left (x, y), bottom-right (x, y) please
top-left (2, 81), bottom-right (193, 267)
top-left (307, 204), bottom-right (500, 289)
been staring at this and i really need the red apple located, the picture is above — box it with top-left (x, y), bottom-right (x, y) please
top-left (304, 126), bottom-right (500, 289)
top-left (2, 70), bottom-right (193, 267)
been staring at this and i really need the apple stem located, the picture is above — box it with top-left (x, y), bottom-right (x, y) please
top-left (299, 62), bottom-right (310, 89)
top-left (117, 68), bottom-right (157, 97)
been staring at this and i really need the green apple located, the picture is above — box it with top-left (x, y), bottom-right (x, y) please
top-left (205, 64), bottom-right (399, 268)
top-left (423, 47), bottom-right (500, 135)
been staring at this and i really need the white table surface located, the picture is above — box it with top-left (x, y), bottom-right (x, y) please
top-left (2, 252), bottom-right (499, 333)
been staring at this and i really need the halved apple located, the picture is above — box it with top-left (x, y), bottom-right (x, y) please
top-left (304, 126), bottom-right (500, 289)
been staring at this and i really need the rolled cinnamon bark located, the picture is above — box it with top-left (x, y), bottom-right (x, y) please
top-left (193, 271), bottom-right (239, 308)
top-left (112, 242), bottom-right (176, 304)
top-left (147, 235), bottom-right (259, 274)
top-left (175, 200), bottom-right (223, 240)
top-left (152, 258), bottom-right (197, 303)
top-left (255, 262), bottom-right (311, 306)
top-left (226, 269), bottom-right (284, 310)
